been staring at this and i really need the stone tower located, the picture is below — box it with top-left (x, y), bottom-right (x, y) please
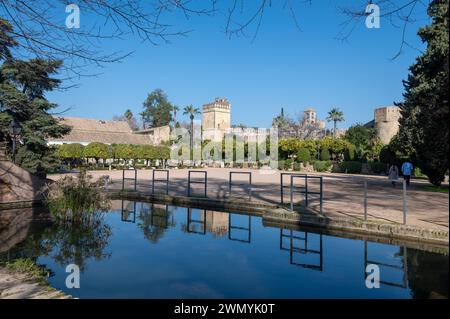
top-left (374, 106), bottom-right (401, 144)
top-left (202, 98), bottom-right (231, 141)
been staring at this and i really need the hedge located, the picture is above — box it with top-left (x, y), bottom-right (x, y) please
top-left (368, 161), bottom-right (387, 174)
top-left (296, 148), bottom-right (311, 163)
top-left (339, 161), bottom-right (362, 174)
top-left (314, 160), bottom-right (332, 172)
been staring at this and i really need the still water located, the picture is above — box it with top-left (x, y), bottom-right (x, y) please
top-left (1, 200), bottom-right (448, 299)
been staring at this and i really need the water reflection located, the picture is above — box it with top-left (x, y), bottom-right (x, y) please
top-left (280, 229), bottom-right (323, 271)
top-left (0, 213), bottom-right (112, 271)
top-left (0, 201), bottom-right (448, 298)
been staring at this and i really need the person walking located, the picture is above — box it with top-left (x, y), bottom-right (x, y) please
top-left (401, 160), bottom-right (414, 186)
top-left (388, 164), bottom-right (399, 187)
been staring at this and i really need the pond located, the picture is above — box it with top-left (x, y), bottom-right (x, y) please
top-left (1, 200), bottom-right (448, 299)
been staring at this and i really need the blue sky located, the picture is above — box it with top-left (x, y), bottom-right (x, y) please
top-left (47, 1), bottom-right (430, 129)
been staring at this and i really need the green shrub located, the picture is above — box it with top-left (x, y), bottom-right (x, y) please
top-left (379, 146), bottom-right (397, 164)
top-left (320, 148), bottom-right (331, 161)
top-left (344, 144), bottom-right (356, 161)
top-left (293, 162), bottom-right (302, 171)
top-left (284, 158), bottom-right (294, 170)
top-left (314, 160), bottom-right (332, 172)
top-left (368, 161), bottom-right (387, 174)
top-left (296, 148), bottom-right (311, 163)
top-left (413, 167), bottom-right (426, 177)
top-left (43, 171), bottom-right (111, 223)
top-left (278, 160), bottom-right (285, 170)
top-left (339, 161), bottom-right (362, 174)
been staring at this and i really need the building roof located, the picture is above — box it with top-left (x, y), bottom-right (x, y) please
top-left (49, 116), bottom-right (155, 145)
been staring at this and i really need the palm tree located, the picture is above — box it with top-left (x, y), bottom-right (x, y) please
top-left (183, 105), bottom-right (201, 158)
top-left (172, 105), bottom-right (180, 126)
top-left (327, 108), bottom-right (345, 139)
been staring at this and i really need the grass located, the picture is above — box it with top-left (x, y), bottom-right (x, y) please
top-left (5, 258), bottom-right (50, 285)
top-left (422, 185), bottom-right (449, 193)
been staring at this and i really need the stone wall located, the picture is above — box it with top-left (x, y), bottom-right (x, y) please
top-left (0, 161), bottom-right (47, 203)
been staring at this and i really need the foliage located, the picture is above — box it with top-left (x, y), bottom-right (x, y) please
top-left (141, 89), bottom-right (172, 128)
top-left (43, 171), bottom-right (111, 223)
top-left (344, 144), bottom-right (356, 161)
top-left (396, 0), bottom-right (449, 186)
top-left (56, 143), bottom-right (84, 160)
top-left (368, 161), bottom-right (387, 174)
top-left (313, 160), bottom-right (332, 172)
top-left (339, 161), bottom-right (362, 174)
top-left (5, 258), bottom-right (50, 285)
top-left (113, 144), bottom-right (134, 160)
top-left (296, 147), bottom-right (311, 163)
top-left (83, 142), bottom-right (108, 163)
top-left (0, 43), bottom-right (71, 173)
top-left (284, 158), bottom-right (294, 170)
top-left (344, 124), bottom-right (382, 160)
top-left (320, 148), bottom-right (331, 161)
top-left (326, 107), bottom-right (345, 139)
top-left (379, 145), bottom-right (397, 164)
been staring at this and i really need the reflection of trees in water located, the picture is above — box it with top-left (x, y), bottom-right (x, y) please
top-left (137, 204), bottom-right (175, 243)
top-left (0, 218), bottom-right (112, 272)
top-left (406, 248), bottom-right (449, 299)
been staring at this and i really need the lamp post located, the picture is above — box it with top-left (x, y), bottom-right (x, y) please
top-left (317, 143), bottom-right (321, 160)
top-left (9, 119), bottom-right (21, 163)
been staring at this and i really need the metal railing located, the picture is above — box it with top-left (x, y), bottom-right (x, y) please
top-left (229, 171), bottom-right (252, 200)
top-left (187, 170), bottom-right (207, 197)
top-left (152, 169), bottom-right (169, 195)
top-left (280, 173), bottom-right (323, 210)
top-left (122, 168), bottom-right (137, 191)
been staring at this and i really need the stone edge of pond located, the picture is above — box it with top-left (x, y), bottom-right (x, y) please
top-left (110, 190), bottom-right (449, 249)
top-left (0, 266), bottom-right (72, 299)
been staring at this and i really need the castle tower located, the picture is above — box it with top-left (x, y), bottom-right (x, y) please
top-left (202, 98), bottom-right (231, 141)
top-left (374, 106), bottom-right (401, 144)
top-left (303, 108), bottom-right (317, 125)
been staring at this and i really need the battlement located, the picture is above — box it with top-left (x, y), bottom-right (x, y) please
top-left (374, 106), bottom-right (401, 123)
top-left (203, 98), bottom-right (231, 112)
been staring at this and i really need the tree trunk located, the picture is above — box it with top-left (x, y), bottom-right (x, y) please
top-left (333, 120), bottom-right (337, 140)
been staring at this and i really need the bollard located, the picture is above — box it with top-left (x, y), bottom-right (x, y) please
top-left (403, 180), bottom-right (407, 225)
top-left (364, 180), bottom-right (368, 221)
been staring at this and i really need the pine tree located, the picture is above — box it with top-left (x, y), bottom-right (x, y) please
top-left (1, 19), bottom-right (70, 173)
top-left (397, 0), bottom-right (449, 185)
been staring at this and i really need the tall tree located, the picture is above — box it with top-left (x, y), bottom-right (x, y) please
top-left (140, 89), bottom-right (172, 128)
top-left (327, 108), bottom-right (345, 139)
top-left (1, 22), bottom-right (70, 173)
top-left (172, 105), bottom-right (180, 127)
top-left (183, 104), bottom-right (201, 158)
top-left (396, 0), bottom-right (449, 186)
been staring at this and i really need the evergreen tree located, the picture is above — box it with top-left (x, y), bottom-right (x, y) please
top-left (140, 89), bottom-right (172, 128)
top-left (0, 18), bottom-right (70, 173)
top-left (397, 0), bottom-right (449, 185)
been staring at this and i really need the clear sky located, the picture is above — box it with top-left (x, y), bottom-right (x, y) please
top-left (47, 1), bottom-right (430, 129)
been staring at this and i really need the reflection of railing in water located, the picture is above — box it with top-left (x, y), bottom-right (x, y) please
top-left (228, 214), bottom-right (251, 243)
top-left (121, 200), bottom-right (136, 223)
top-left (364, 240), bottom-right (408, 288)
top-left (150, 203), bottom-right (171, 228)
top-left (280, 229), bottom-right (323, 271)
top-left (187, 208), bottom-right (207, 234)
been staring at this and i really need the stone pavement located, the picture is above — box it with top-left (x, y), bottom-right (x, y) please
top-left (49, 168), bottom-right (449, 232)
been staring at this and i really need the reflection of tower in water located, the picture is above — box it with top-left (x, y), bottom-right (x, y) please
top-left (201, 211), bottom-right (229, 238)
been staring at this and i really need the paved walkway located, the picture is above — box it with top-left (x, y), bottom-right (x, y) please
top-left (49, 168), bottom-right (449, 232)
top-left (0, 267), bottom-right (69, 299)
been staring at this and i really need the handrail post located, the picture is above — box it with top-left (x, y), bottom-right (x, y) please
top-left (305, 175), bottom-right (309, 207)
top-left (403, 180), bottom-right (407, 225)
top-left (364, 180), bottom-right (368, 221)
top-left (290, 175), bottom-right (294, 211)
